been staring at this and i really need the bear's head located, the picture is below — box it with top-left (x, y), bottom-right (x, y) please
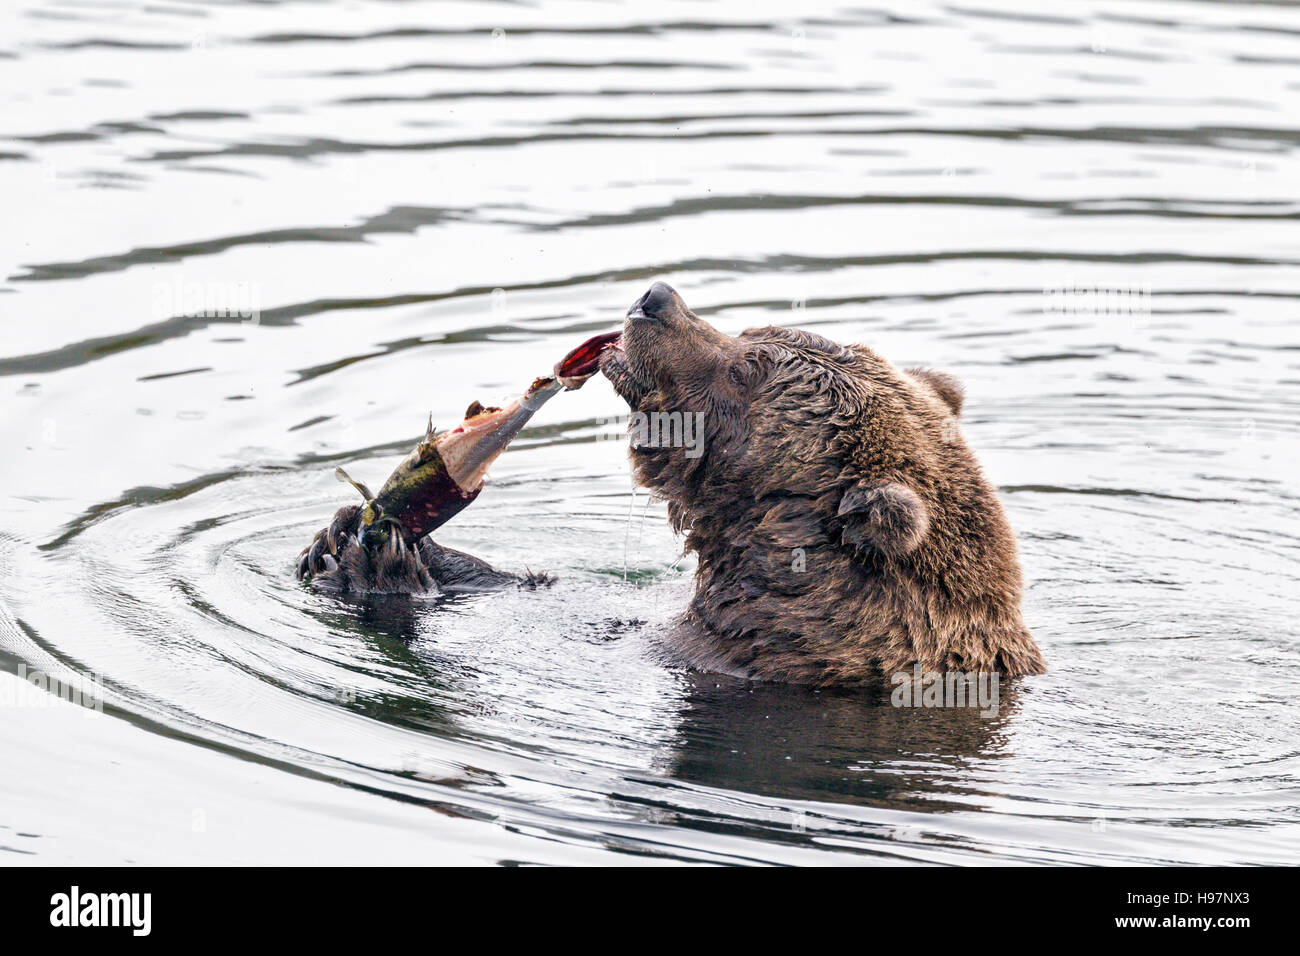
top-left (600, 282), bottom-right (1044, 682)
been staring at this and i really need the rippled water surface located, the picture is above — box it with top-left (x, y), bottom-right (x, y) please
top-left (3, 0), bottom-right (1299, 864)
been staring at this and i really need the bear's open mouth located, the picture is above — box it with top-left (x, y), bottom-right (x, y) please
top-left (601, 345), bottom-right (655, 409)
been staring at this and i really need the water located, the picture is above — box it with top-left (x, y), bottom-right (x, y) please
top-left (2, 0), bottom-right (1298, 865)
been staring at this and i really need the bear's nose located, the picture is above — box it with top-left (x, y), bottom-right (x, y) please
top-left (627, 281), bottom-right (677, 322)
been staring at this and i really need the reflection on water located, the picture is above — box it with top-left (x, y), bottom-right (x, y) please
top-left (668, 673), bottom-right (1021, 808)
top-left (2, 0), bottom-right (1299, 864)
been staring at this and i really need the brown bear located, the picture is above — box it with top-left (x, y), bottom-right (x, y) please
top-left (298, 281), bottom-right (1045, 686)
top-left (599, 282), bottom-right (1046, 685)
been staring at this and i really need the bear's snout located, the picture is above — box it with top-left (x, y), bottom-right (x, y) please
top-left (627, 281), bottom-right (679, 323)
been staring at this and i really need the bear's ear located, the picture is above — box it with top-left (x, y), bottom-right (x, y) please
top-left (906, 367), bottom-right (964, 416)
top-left (837, 482), bottom-right (929, 558)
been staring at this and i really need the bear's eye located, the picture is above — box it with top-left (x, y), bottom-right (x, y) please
top-left (727, 365), bottom-right (748, 389)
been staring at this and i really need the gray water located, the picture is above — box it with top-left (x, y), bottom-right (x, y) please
top-left (2, 0), bottom-right (1299, 865)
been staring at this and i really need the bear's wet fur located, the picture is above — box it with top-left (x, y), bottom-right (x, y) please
top-left (600, 281), bottom-right (1045, 685)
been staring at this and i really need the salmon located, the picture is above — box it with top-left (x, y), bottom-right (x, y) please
top-left (332, 330), bottom-right (622, 549)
